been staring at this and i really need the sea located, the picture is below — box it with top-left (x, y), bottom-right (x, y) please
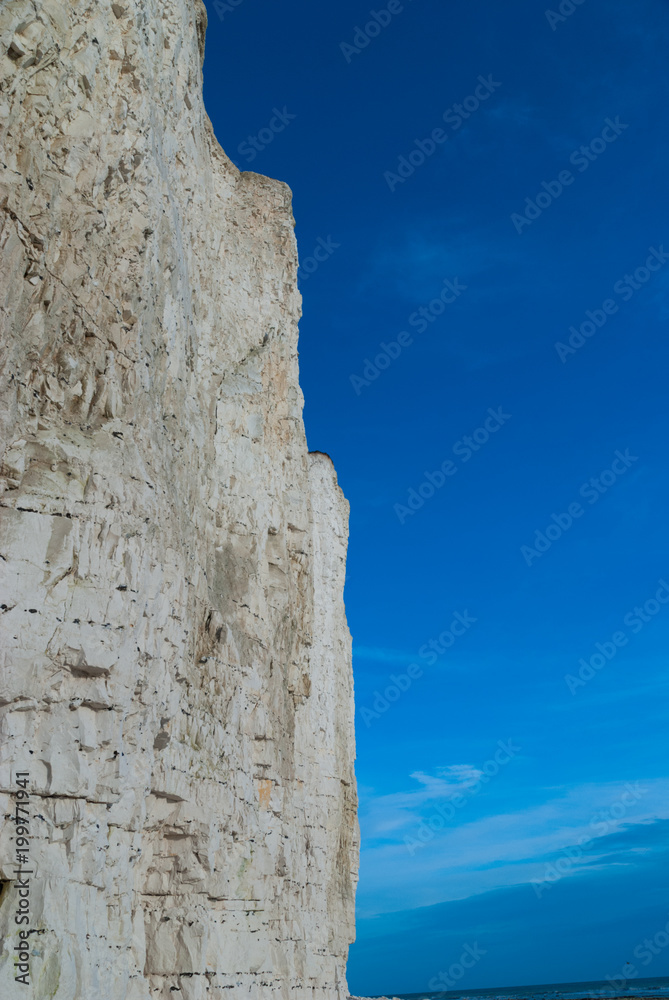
top-left (393, 976), bottom-right (669, 1000)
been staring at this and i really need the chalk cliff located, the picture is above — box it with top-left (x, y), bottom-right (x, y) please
top-left (0, 2), bottom-right (358, 998)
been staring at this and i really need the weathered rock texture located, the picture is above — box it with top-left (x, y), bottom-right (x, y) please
top-left (0, 1), bottom-right (358, 998)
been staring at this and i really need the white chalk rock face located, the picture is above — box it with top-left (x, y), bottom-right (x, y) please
top-left (0, 1), bottom-right (359, 998)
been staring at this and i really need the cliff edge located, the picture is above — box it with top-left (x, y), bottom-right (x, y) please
top-left (0, 1), bottom-right (358, 998)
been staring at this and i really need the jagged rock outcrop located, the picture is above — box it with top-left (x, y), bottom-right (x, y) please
top-left (0, 2), bottom-right (358, 998)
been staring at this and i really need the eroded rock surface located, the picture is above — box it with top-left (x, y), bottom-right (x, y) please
top-left (0, 2), bottom-right (358, 998)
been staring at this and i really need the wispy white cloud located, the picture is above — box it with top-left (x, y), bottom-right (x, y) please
top-left (360, 766), bottom-right (485, 839)
top-left (357, 777), bottom-right (669, 918)
top-left (360, 765), bottom-right (485, 839)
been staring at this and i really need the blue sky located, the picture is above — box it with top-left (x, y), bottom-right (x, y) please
top-left (201, 0), bottom-right (669, 993)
